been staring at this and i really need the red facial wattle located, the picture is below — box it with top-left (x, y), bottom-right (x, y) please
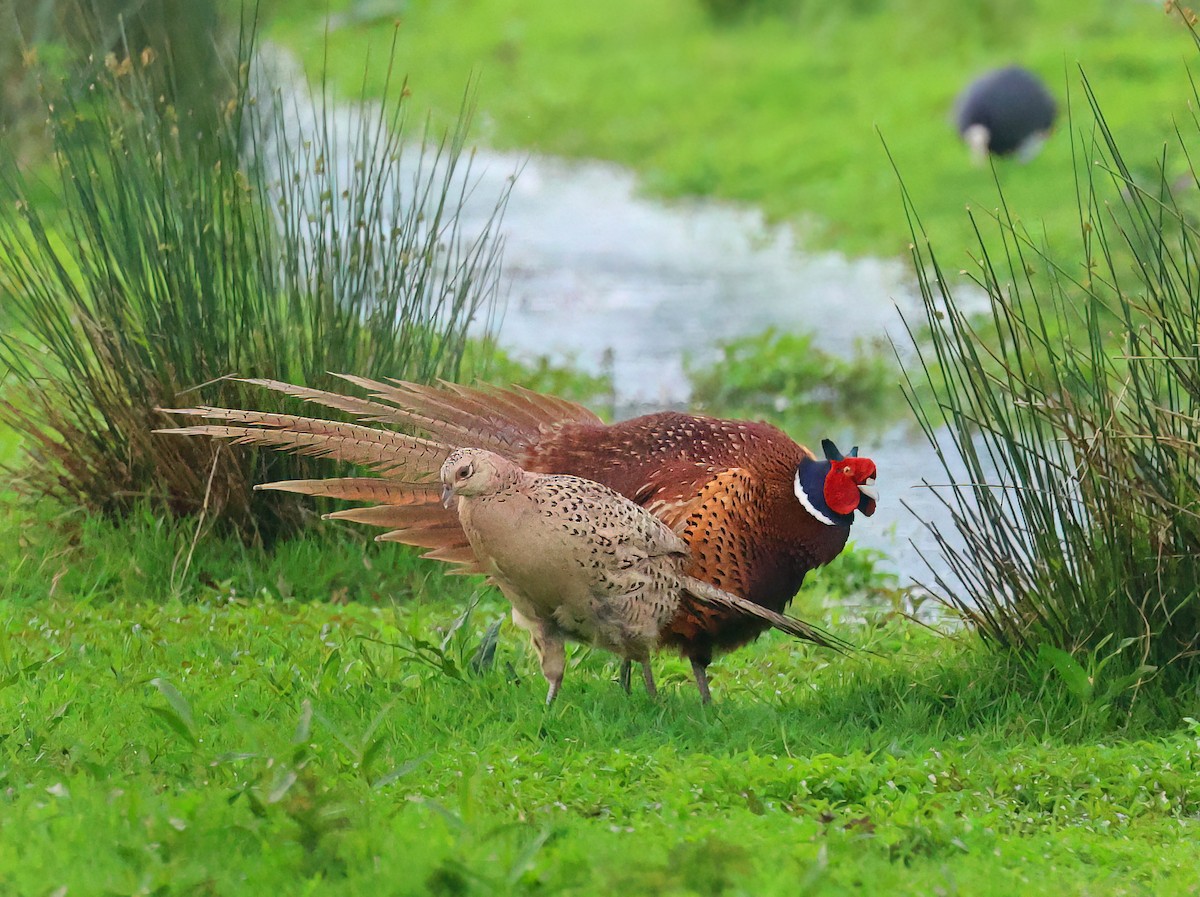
top-left (824, 458), bottom-right (878, 517)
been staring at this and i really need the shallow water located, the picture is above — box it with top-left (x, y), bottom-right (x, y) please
top-left (474, 155), bottom-right (918, 405)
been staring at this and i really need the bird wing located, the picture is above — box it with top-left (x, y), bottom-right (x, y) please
top-left (631, 462), bottom-right (737, 532)
top-left (674, 467), bottom-right (761, 594)
top-left (546, 474), bottom-right (690, 560)
top-left (629, 465), bottom-right (767, 594)
top-left (476, 474), bottom-right (683, 651)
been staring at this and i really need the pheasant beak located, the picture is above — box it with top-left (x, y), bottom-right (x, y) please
top-left (858, 478), bottom-right (879, 502)
top-left (441, 483), bottom-right (455, 509)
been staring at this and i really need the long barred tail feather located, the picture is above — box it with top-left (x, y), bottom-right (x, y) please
top-left (681, 576), bottom-right (855, 654)
top-left (204, 374), bottom-right (599, 459)
top-left (332, 374), bottom-right (601, 451)
top-left (236, 378), bottom-right (401, 420)
top-left (323, 502), bottom-right (449, 529)
top-left (155, 409), bottom-right (449, 480)
top-left (252, 477), bottom-right (433, 503)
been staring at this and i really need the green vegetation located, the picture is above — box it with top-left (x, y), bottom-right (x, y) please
top-left (0, 10), bottom-right (508, 537)
top-left (271, 0), bottom-right (1191, 259)
top-left (2, 503), bottom-right (1199, 894)
top-left (686, 328), bottom-right (896, 437)
top-left (901, 54), bottom-right (1200, 675)
top-left (4, 3), bottom-right (1200, 894)
top-left (2, 407), bottom-right (1196, 893)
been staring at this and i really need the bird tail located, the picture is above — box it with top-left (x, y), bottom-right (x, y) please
top-left (154, 405), bottom-right (450, 479)
top-left (314, 373), bottom-right (602, 453)
top-left (680, 576), bottom-right (854, 654)
top-left (158, 374), bottom-right (601, 466)
top-left (154, 376), bottom-right (600, 570)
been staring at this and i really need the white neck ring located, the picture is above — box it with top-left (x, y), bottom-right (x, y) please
top-left (794, 470), bottom-right (837, 527)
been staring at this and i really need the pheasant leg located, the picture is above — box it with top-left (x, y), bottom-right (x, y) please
top-left (641, 661), bottom-right (658, 699)
top-left (527, 619), bottom-right (566, 706)
top-left (690, 657), bottom-right (713, 704)
top-left (619, 660), bottom-right (632, 694)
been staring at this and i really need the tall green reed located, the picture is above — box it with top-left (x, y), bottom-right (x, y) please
top-left (0, 8), bottom-right (509, 539)
top-left (899, 58), bottom-right (1200, 675)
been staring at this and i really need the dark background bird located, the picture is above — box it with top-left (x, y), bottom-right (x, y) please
top-left (955, 66), bottom-right (1057, 163)
top-left (159, 376), bottom-right (877, 702)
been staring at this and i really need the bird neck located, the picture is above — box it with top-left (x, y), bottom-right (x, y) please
top-left (794, 458), bottom-right (854, 528)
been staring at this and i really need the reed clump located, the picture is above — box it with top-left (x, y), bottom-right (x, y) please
top-left (0, 9), bottom-right (509, 539)
top-left (902, 55), bottom-right (1200, 677)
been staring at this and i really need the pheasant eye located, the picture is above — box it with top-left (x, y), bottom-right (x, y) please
top-left (458, 463), bottom-right (473, 480)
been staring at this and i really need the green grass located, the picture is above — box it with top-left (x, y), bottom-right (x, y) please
top-left (686, 328), bottom-right (897, 438)
top-left (270, 0), bottom-right (1193, 259)
top-left (3, 480), bottom-right (1200, 894)
top-left (6, 6), bottom-right (1200, 892)
top-left (2, 598), bottom-right (1198, 894)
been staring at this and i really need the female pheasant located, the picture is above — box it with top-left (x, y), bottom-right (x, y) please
top-left (159, 375), bottom-right (878, 701)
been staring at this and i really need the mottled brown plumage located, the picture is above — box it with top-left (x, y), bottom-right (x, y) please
top-left (440, 448), bottom-right (838, 703)
top-left (523, 416), bottom-right (850, 641)
top-left (158, 374), bottom-right (875, 701)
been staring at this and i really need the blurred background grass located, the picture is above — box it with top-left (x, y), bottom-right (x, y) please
top-left (268, 0), bottom-right (1193, 259)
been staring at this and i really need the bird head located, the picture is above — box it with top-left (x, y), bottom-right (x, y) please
top-left (793, 439), bottom-right (878, 526)
top-left (440, 448), bottom-right (514, 508)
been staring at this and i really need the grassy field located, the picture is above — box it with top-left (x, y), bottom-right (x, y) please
top-left (269, 0), bottom-right (1193, 259)
top-left (2, 411), bottom-right (1199, 894)
top-left (2, 562), bottom-right (1199, 894)
top-left (4, 4), bottom-right (1200, 890)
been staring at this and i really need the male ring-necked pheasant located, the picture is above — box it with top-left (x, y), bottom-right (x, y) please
top-left (159, 375), bottom-right (878, 702)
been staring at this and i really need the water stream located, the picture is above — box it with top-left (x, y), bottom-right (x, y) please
top-left (255, 45), bottom-right (968, 587)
